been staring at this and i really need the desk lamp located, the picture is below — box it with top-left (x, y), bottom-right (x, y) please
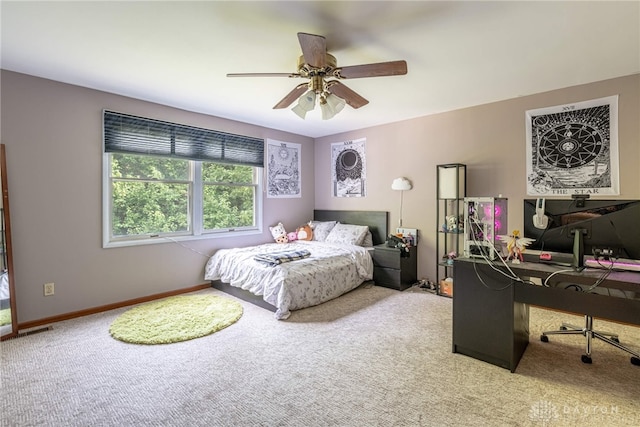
top-left (391, 177), bottom-right (412, 227)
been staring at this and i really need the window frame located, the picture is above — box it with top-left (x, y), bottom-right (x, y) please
top-left (103, 154), bottom-right (263, 248)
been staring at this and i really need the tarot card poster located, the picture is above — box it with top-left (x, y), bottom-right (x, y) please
top-left (332, 138), bottom-right (366, 197)
top-left (266, 139), bottom-right (301, 198)
top-left (525, 95), bottom-right (619, 196)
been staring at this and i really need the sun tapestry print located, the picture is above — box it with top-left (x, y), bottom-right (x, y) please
top-left (525, 95), bottom-right (619, 196)
top-left (266, 139), bottom-right (301, 198)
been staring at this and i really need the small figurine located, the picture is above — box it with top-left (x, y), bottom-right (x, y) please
top-left (446, 215), bottom-right (458, 232)
top-left (404, 233), bottom-right (415, 247)
top-left (498, 230), bottom-right (534, 263)
top-left (443, 251), bottom-right (457, 265)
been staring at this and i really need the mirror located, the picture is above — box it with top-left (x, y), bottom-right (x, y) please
top-left (1, 144), bottom-right (17, 340)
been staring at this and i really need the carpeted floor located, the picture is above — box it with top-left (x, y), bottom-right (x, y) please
top-left (1, 284), bottom-right (639, 426)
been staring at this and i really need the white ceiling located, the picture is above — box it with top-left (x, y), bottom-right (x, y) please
top-left (2, 1), bottom-right (639, 138)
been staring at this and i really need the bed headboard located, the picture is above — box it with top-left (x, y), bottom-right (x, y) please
top-left (313, 210), bottom-right (389, 246)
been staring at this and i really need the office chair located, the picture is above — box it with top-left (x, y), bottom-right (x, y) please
top-left (541, 314), bottom-right (640, 366)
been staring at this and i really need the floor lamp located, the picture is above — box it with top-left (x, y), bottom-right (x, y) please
top-left (391, 177), bottom-right (412, 227)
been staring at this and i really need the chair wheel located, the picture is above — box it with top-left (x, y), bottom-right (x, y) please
top-left (581, 355), bottom-right (592, 364)
top-left (631, 357), bottom-right (640, 366)
top-left (540, 335), bottom-right (549, 343)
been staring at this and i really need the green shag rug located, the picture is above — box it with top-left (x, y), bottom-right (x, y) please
top-left (109, 294), bottom-right (243, 344)
top-left (0, 308), bottom-right (11, 326)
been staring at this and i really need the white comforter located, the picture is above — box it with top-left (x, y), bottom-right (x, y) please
top-left (204, 241), bottom-right (373, 319)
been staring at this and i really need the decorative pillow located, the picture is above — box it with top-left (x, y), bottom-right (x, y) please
top-left (360, 230), bottom-right (374, 247)
top-left (287, 231), bottom-right (298, 242)
top-left (269, 222), bottom-right (288, 244)
top-left (309, 220), bottom-right (337, 242)
top-left (275, 234), bottom-right (288, 244)
top-left (325, 223), bottom-right (370, 246)
top-left (296, 224), bottom-right (313, 241)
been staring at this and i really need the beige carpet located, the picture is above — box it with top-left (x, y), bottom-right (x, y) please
top-left (1, 284), bottom-right (639, 426)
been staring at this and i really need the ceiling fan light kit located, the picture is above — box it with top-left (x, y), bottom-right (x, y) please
top-left (291, 90), bottom-right (316, 119)
top-left (227, 32), bottom-right (407, 120)
top-left (320, 93), bottom-right (346, 120)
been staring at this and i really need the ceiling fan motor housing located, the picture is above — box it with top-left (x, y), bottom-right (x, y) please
top-left (297, 53), bottom-right (337, 76)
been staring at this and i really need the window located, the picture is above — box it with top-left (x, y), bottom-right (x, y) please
top-left (103, 111), bottom-right (264, 247)
top-left (202, 162), bottom-right (257, 230)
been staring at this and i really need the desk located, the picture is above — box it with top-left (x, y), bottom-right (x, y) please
top-left (452, 257), bottom-right (640, 372)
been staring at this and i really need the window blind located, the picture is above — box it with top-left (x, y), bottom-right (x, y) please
top-left (103, 110), bottom-right (264, 167)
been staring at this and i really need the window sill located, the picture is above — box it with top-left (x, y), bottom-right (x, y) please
top-left (103, 228), bottom-right (262, 249)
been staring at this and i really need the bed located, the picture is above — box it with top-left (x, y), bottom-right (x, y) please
top-left (204, 210), bottom-right (388, 319)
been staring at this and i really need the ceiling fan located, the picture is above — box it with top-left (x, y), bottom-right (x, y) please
top-left (227, 32), bottom-right (408, 119)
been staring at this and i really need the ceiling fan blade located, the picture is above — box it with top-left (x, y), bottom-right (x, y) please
top-left (227, 72), bottom-right (300, 78)
top-left (335, 60), bottom-right (408, 79)
top-left (327, 81), bottom-right (369, 109)
top-left (297, 32), bottom-right (327, 68)
top-left (273, 83), bottom-right (309, 109)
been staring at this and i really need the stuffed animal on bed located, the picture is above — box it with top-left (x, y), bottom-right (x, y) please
top-left (269, 222), bottom-right (289, 244)
top-left (287, 231), bottom-right (298, 242)
top-left (296, 224), bottom-right (313, 241)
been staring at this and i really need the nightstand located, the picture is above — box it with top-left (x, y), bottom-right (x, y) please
top-left (371, 244), bottom-right (417, 290)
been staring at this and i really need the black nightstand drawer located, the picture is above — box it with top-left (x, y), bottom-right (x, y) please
top-left (371, 246), bottom-right (402, 269)
top-left (374, 266), bottom-right (403, 288)
top-left (372, 245), bottom-right (417, 291)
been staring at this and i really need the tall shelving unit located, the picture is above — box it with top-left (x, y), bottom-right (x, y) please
top-left (436, 164), bottom-right (466, 297)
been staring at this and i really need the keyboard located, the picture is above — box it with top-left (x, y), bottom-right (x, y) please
top-left (585, 258), bottom-right (640, 273)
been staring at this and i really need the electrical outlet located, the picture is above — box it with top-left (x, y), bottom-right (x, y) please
top-left (44, 282), bottom-right (55, 296)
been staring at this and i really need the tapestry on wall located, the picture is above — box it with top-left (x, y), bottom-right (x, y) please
top-left (525, 95), bottom-right (619, 196)
top-left (331, 138), bottom-right (366, 197)
top-left (266, 139), bottom-right (301, 198)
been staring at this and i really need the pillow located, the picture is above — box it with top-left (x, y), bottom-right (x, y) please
top-left (360, 230), bottom-right (374, 248)
top-left (274, 234), bottom-right (288, 244)
top-left (296, 224), bottom-right (313, 241)
top-left (308, 220), bottom-right (337, 242)
top-left (269, 222), bottom-right (288, 244)
top-left (325, 223), bottom-right (370, 246)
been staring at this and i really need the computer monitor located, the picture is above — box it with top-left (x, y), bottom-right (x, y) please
top-left (523, 199), bottom-right (640, 269)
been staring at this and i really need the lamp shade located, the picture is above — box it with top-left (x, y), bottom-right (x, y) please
top-left (437, 165), bottom-right (465, 199)
top-left (292, 90), bottom-right (317, 119)
top-left (326, 93), bottom-right (346, 113)
top-left (320, 93), bottom-right (346, 120)
top-left (320, 102), bottom-right (335, 120)
top-left (298, 90), bottom-right (316, 111)
top-left (292, 103), bottom-right (308, 119)
top-left (391, 177), bottom-right (412, 191)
